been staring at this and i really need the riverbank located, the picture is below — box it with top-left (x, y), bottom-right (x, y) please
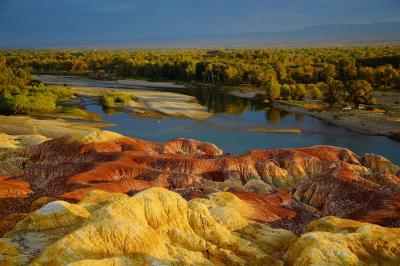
top-left (36, 74), bottom-right (265, 100)
top-left (36, 75), bottom-right (212, 120)
top-left (189, 82), bottom-right (400, 140)
top-left (273, 99), bottom-right (400, 140)
top-left (71, 86), bottom-right (212, 120)
top-left (38, 75), bottom-right (400, 138)
top-left (194, 83), bottom-right (400, 140)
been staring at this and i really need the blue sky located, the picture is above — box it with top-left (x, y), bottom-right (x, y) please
top-left (0, 0), bottom-right (399, 46)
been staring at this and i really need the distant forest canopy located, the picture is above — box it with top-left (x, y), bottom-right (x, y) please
top-left (1, 46), bottom-right (399, 105)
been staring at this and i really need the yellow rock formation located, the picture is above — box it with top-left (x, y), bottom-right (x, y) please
top-left (0, 115), bottom-right (121, 146)
top-left (284, 216), bottom-right (400, 265)
top-left (1, 189), bottom-right (399, 265)
top-left (0, 188), bottom-right (297, 266)
top-left (0, 133), bottom-right (48, 150)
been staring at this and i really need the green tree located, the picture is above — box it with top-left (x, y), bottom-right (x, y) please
top-left (265, 79), bottom-right (281, 101)
top-left (224, 66), bottom-right (239, 84)
top-left (320, 63), bottom-right (336, 81)
top-left (339, 58), bottom-right (357, 81)
top-left (346, 80), bottom-right (373, 106)
top-left (311, 86), bottom-right (322, 100)
top-left (375, 65), bottom-right (399, 93)
top-left (291, 84), bottom-right (306, 100)
top-left (280, 84), bottom-right (291, 100)
top-left (323, 78), bottom-right (344, 105)
top-left (358, 67), bottom-right (375, 85)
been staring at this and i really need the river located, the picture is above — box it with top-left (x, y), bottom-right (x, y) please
top-left (39, 75), bottom-right (400, 164)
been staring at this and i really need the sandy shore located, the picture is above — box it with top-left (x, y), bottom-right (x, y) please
top-left (37, 75), bottom-right (212, 120)
top-left (273, 101), bottom-right (400, 139)
top-left (70, 86), bottom-right (212, 120)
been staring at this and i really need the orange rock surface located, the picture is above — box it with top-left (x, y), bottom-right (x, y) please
top-left (0, 135), bottom-right (399, 236)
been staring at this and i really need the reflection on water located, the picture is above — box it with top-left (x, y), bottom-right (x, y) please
top-left (82, 85), bottom-right (400, 165)
top-left (153, 85), bottom-right (265, 115)
top-left (40, 75), bottom-right (400, 164)
top-left (294, 113), bottom-right (305, 122)
top-left (266, 108), bottom-right (286, 124)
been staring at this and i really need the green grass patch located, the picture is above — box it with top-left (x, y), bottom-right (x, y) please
top-left (100, 93), bottom-right (136, 108)
top-left (0, 85), bottom-right (73, 114)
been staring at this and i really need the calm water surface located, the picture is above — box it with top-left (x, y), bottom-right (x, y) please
top-left (82, 86), bottom-right (400, 164)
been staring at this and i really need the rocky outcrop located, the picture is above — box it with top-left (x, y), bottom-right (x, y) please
top-left (0, 131), bottom-right (399, 265)
top-left (285, 216), bottom-right (400, 265)
top-left (0, 196), bottom-right (56, 237)
top-left (361, 153), bottom-right (400, 175)
top-left (0, 148), bottom-right (30, 177)
top-left (292, 163), bottom-right (400, 227)
top-left (0, 175), bottom-right (32, 230)
top-left (0, 134), bottom-right (399, 236)
top-left (24, 139), bottom-right (378, 203)
top-left (0, 188), bottom-right (298, 265)
top-left (0, 115), bottom-right (122, 145)
top-left (0, 97), bottom-right (399, 265)
top-left (0, 189), bottom-right (399, 266)
top-left (0, 132), bottom-right (48, 150)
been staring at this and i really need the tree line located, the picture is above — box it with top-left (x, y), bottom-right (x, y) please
top-left (1, 46), bottom-right (399, 106)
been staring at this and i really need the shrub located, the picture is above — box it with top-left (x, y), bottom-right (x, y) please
top-left (280, 84), bottom-right (291, 100)
top-left (44, 86), bottom-right (72, 99)
top-left (311, 86), bottom-right (322, 100)
top-left (12, 93), bottom-right (57, 113)
top-left (291, 84), bottom-right (306, 100)
top-left (100, 93), bottom-right (136, 108)
top-left (0, 86), bottom-right (71, 114)
top-left (265, 80), bottom-right (281, 101)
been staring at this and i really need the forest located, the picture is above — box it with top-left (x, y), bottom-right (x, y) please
top-left (0, 57), bottom-right (72, 114)
top-left (0, 46), bottom-right (399, 113)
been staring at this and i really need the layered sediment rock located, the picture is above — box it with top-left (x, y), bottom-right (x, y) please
top-left (0, 115), bottom-right (122, 143)
top-left (1, 189), bottom-right (399, 266)
top-left (292, 161), bottom-right (400, 227)
top-left (0, 98), bottom-right (399, 266)
top-left (361, 153), bottom-right (400, 176)
top-left (285, 216), bottom-right (400, 265)
top-left (0, 134), bottom-right (399, 236)
top-left (0, 188), bottom-right (298, 265)
top-left (0, 132), bottom-right (399, 264)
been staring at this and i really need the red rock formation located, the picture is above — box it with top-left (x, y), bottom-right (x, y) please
top-left (0, 176), bottom-right (31, 199)
top-left (293, 167), bottom-right (400, 227)
top-left (0, 135), bottom-right (399, 236)
top-left (229, 189), bottom-right (296, 222)
top-left (0, 175), bottom-right (31, 220)
top-left (0, 175), bottom-right (32, 236)
top-left (361, 153), bottom-right (400, 175)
